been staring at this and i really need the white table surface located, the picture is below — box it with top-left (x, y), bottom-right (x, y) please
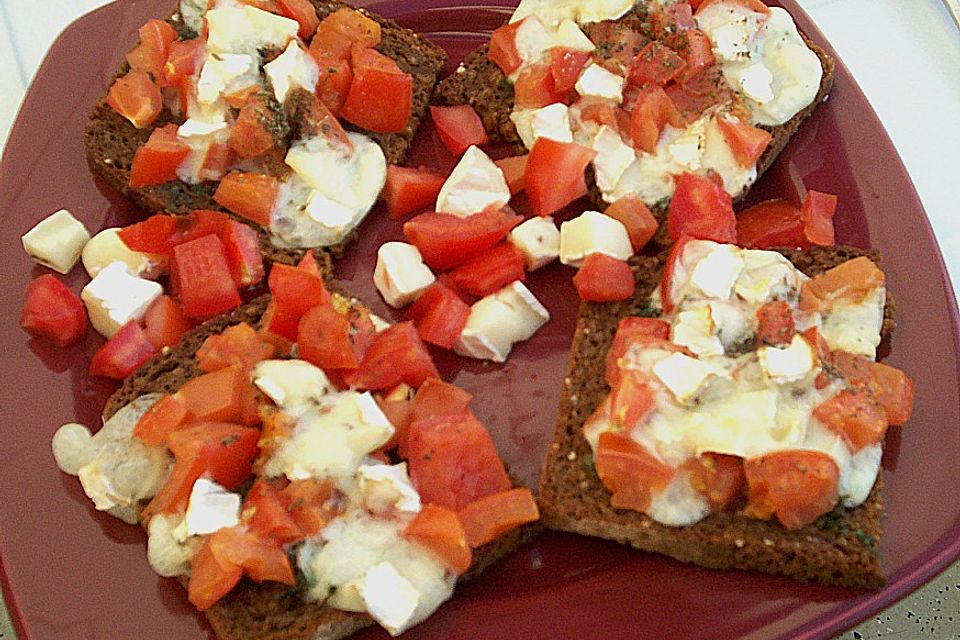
top-left (1, 1), bottom-right (959, 638)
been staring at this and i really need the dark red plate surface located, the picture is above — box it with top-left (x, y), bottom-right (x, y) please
top-left (0, 1), bottom-right (958, 639)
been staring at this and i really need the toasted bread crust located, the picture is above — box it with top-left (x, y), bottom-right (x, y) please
top-left (105, 295), bottom-right (541, 640)
top-left (539, 245), bottom-right (895, 589)
top-left (84, 0), bottom-right (447, 266)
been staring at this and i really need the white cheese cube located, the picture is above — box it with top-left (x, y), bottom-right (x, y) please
top-left (178, 117), bottom-right (229, 140)
top-left (374, 242), bottom-right (436, 308)
top-left (253, 359), bottom-right (334, 410)
top-left (359, 562), bottom-right (422, 636)
top-left (820, 288), bottom-right (885, 360)
top-left (554, 19), bottom-right (595, 52)
top-left (196, 52), bottom-right (258, 104)
top-left (435, 146), bottom-right (511, 217)
top-left (205, 4), bottom-right (298, 55)
top-left (509, 216), bottom-right (560, 270)
top-left (530, 103), bottom-right (574, 143)
top-left (264, 41), bottom-right (319, 103)
top-left (575, 63), bottom-right (625, 102)
top-left (652, 352), bottom-right (722, 405)
top-left (758, 334), bottom-right (817, 384)
top-left (592, 125), bottom-right (635, 194)
top-left (80, 261), bottom-right (163, 338)
top-left (708, 301), bottom-right (752, 350)
top-left (82, 227), bottom-right (163, 279)
top-left (734, 249), bottom-right (800, 304)
top-left (689, 244), bottom-right (744, 300)
top-left (735, 62), bottom-right (775, 104)
top-left (668, 130), bottom-right (704, 170)
top-left (305, 190), bottom-right (357, 230)
top-left (357, 463), bottom-right (422, 514)
top-left (577, 0), bottom-right (635, 24)
top-left (559, 210), bottom-right (633, 266)
top-left (513, 15), bottom-right (556, 65)
top-left (672, 306), bottom-right (724, 357)
top-left (22, 209), bottom-right (90, 274)
top-left (455, 282), bottom-right (550, 363)
top-left (183, 478), bottom-right (241, 536)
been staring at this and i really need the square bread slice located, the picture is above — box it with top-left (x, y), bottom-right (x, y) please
top-left (84, 0), bottom-right (447, 267)
top-left (539, 245), bottom-right (896, 589)
top-left (104, 294), bottom-right (541, 640)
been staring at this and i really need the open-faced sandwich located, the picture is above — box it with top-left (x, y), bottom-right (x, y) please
top-left (433, 0), bottom-right (835, 237)
top-left (51, 261), bottom-right (540, 640)
top-left (85, 0), bottom-right (447, 265)
top-left (539, 216), bottom-right (914, 587)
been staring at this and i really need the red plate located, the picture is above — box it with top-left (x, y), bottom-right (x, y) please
top-left (0, 1), bottom-right (957, 639)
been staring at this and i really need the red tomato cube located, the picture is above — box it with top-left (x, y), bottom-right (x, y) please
top-left (20, 275), bottom-right (88, 347)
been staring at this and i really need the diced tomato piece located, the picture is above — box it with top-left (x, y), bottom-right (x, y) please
top-left (588, 21), bottom-right (650, 76)
top-left (675, 29), bottom-right (715, 82)
top-left (756, 300), bottom-right (795, 347)
top-left (655, 2), bottom-right (696, 36)
top-left (573, 253), bottom-right (635, 302)
top-left (665, 67), bottom-right (735, 125)
top-left (609, 370), bottom-right (654, 430)
top-left (126, 19), bottom-right (178, 80)
top-left (345, 322), bottom-right (439, 390)
top-left (493, 154), bottom-right (528, 195)
top-left (595, 431), bottom-right (675, 512)
top-left (407, 411), bottom-right (511, 511)
top-left (167, 422), bottom-right (261, 490)
top-left (260, 299), bottom-right (299, 343)
top-left (814, 391), bottom-right (888, 452)
top-left (384, 165), bottom-right (447, 220)
top-left (89, 321), bottom-right (157, 379)
top-left (668, 172), bottom-right (736, 243)
top-left (403, 207), bottom-right (523, 270)
top-left (229, 92), bottom-right (282, 159)
top-left (525, 138), bottom-right (596, 217)
top-left (107, 71), bottom-right (162, 129)
top-left (410, 378), bottom-right (473, 424)
top-left (406, 281), bottom-right (471, 350)
top-left (831, 352), bottom-right (914, 426)
top-left (579, 100), bottom-right (631, 136)
top-left (801, 190), bottom-right (838, 246)
top-left (175, 365), bottom-right (246, 424)
top-left (282, 478), bottom-right (337, 536)
top-left (173, 210), bottom-right (231, 246)
top-left (143, 294), bottom-right (194, 350)
top-left (603, 195), bottom-right (658, 251)
top-left (162, 37), bottom-right (205, 87)
top-left (244, 479), bottom-right (303, 545)
top-left (197, 141), bottom-right (235, 182)
top-left (221, 220), bottom-right (265, 288)
top-left (268, 262), bottom-right (331, 320)
top-left (197, 322), bottom-right (275, 373)
top-left (188, 536), bottom-right (243, 611)
top-left (297, 303), bottom-right (360, 371)
top-left (604, 317), bottom-right (671, 386)
top-left (308, 52), bottom-right (353, 115)
top-left (403, 503), bottom-right (473, 574)
top-left (627, 41), bottom-right (686, 87)
top-left (549, 48), bottom-right (592, 93)
top-left (171, 235), bottom-right (242, 320)
top-left (630, 84), bottom-right (682, 153)
top-left (214, 171), bottom-right (280, 228)
top-left (20, 275), bottom-right (87, 347)
top-left (684, 453), bottom-right (745, 512)
top-left (289, 89), bottom-right (352, 147)
top-left (430, 105), bottom-right (489, 156)
top-left (339, 47), bottom-right (412, 134)
top-left (277, 0), bottom-right (319, 39)
top-left (736, 198), bottom-right (807, 249)
top-left (134, 394), bottom-right (189, 446)
top-left (456, 487), bottom-right (539, 548)
top-left (118, 214), bottom-right (177, 255)
top-left (696, 0), bottom-right (771, 16)
top-left (447, 243), bottom-right (525, 298)
top-left (514, 62), bottom-right (565, 109)
top-left (716, 115), bottom-right (772, 167)
top-left (744, 450), bottom-right (838, 529)
top-left (130, 124), bottom-right (190, 188)
top-left (799, 256), bottom-right (885, 313)
top-left (487, 20), bottom-right (523, 75)
top-left (310, 7), bottom-right (381, 59)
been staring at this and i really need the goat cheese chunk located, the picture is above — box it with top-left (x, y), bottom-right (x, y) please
top-left (22, 209), bottom-right (90, 274)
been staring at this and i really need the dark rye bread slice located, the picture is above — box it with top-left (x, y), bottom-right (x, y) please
top-left (85, 0), bottom-right (447, 266)
top-left (432, 10), bottom-right (836, 245)
top-left (539, 245), bottom-right (896, 589)
top-left (104, 295), bottom-right (541, 640)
